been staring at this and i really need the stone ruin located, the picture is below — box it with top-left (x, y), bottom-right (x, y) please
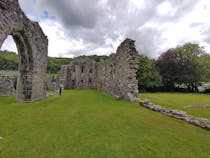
top-left (0, 0), bottom-right (48, 103)
top-left (45, 75), bottom-right (57, 91)
top-left (0, 75), bottom-right (16, 96)
top-left (57, 38), bottom-right (139, 101)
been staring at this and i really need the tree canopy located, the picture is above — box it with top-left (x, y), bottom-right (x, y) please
top-left (137, 55), bottom-right (162, 91)
top-left (156, 43), bottom-right (210, 92)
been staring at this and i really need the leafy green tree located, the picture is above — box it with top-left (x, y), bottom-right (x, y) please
top-left (137, 55), bottom-right (162, 91)
top-left (47, 57), bottom-right (72, 73)
top-left (0, 50), bottom-right (73, 73)
top-left (156, 43), bottom-right (209, 92)
top-left (197, 54), bottom-right (210, 82)
top-left (0, 51), bottom-right (18, 70)
top-left (86, 55), bottom-right (108, 62)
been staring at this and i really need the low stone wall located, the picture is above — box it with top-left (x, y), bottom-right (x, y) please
top-left (45, 75), bottom-right (57, 91)
top-left (0, 75), bottom-right (16, 96)
top-left (137, 99), bottom-right (210, 131)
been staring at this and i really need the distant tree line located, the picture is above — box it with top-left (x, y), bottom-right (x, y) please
top-left (0, 50), bottom-right (18, 70)
top-left (0, 51), bottom-right (108, 73)
top-left (1, 43), bottom-right (210, 92)
top-left (0, 50), bottom-right (72, 73)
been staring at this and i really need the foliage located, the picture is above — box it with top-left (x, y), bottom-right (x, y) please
top-left (86, 55), bottom-right (108, 62)
top-left (0, 51), bottom-right (18, 70)
top-left (137, 55), bottom-right (162, 91)
top-left (47, 57), bottom-right (72, 73)
top-left (140, 92), bottom-right (210, 119)
top-left (197, 54), bottom-right (210, 82)
top-left (45, 73), bottom-right (57, 78)
top-left (156, 43), bottom-right (210, 92)
top-left (0, 51), bottom-right (108, 73)
top-left (0, 50), bottom-right (72, 73)
top-left (0, 90), bottom-right (210, 157)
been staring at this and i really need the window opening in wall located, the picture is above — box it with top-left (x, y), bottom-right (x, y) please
top-left (81, 66), bottom-right (84, 73)
top-left (73, 67), bottom-right (75, 72)
top-left (81, 80), bottom-right (84, 83)
top-left (110, 64), bottom-right (113, 76)
top-left (89, 69), bottom-right (92, 73)
top-left (89, 79), bottom-right (92, 83)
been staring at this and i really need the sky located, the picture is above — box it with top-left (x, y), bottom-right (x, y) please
top-left (1, 0), bottom-right (210, 58)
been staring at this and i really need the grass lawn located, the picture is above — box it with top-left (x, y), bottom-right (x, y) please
top-left (0, 90), bottom-right (210, 158)
top-left (140, 93), bottom-right (210, 120)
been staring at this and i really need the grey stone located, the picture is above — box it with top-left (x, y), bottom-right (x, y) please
top-left (57, 38), bottom-right (139, 101)
top-left (206, 124), bottom-right (210, 130)
top-left (189, 119), bottom-right (201, 126)
top-left (0, 75), bottom-right (16, 96)
top-left (171, 110), bottom-right (188, 117)
top-left (185, 105), bottom-right (210, 108)
top-left (45, 75), bottom-right (56, 91)
top-left (138, 99), bottom-right (210, 131)
top-left (0, 0), bottom-right (48, 103)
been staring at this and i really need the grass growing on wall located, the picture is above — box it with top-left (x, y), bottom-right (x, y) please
top-left (0, 90), bottom-right (210, 158)
top-left (45, 73), bottom-right (57, 79)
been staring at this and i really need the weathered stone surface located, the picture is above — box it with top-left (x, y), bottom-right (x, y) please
top-left (185, 105), bottom-right (210, 108)
top-left (0, 0), bottom-right (48, 103)
top-left (45, 75), bottom-right (56, 91)
top-left (138, 99), bottom-right (210, 131)
top-left (57, 38), bottom-right (139, 101)
top-left (0, 75), bottom-right (16, 96)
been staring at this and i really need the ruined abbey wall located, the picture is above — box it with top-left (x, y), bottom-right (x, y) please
top-left (0, 0), bottom-right (48, 103)
top-left (57, 39), bottom-right (139, 101)
top-left (0, 75), bottom-right (16, 97)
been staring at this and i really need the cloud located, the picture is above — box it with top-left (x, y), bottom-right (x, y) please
top-left (2, 0), bottom-right (210, 58)
top-left (36, 0), bottom-right (106, 28)
top-left (203, 28), bottom-right (210, 43)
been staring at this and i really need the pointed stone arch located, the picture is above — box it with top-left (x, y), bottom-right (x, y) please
top-left (0, 0), bottom-right (48, 103)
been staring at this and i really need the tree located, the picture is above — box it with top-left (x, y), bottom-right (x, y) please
top-left (155, 49), bottom-right (178, 89)
top-left (137, 55), bottom-right (162, 91)
top-left (156, 43), bottom-right (208, 92)
top-left (0, 51), bottom-right (18, 70)
top-left (196, 54), bottom-right (210, 82)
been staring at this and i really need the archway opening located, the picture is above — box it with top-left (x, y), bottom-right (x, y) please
top-left (0, 35), bottom-right (18, 74)
top-left (0, 32), bottom-right (34, 102)
top-left (0, 36), bottom-right (18, 96)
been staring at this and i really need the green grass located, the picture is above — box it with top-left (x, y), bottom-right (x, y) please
top-left (140, 93), bottom-right (210, 119)
top-left (0, 90), bottom-right (210, 158)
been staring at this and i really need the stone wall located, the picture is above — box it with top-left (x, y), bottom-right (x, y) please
top-left (0, 75), bottom-right (16, 96)
top-left (0, 0), bottom-right (48, 103)
top-left (57, 57), bottom-right (97, 89)
top-left (138, 99), bottom-right (210, 130)
top-left (45, 75), bottom-right (57, 91)
top-left (57, 38), bottom-right (139, 101)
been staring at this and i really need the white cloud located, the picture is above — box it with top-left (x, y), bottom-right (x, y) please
top-left (1, 0), bottom-right (210, 58)
top-left (157, 1), bottom-right (172, 15)
top-left (40, 19), bottom-right (87, 57)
